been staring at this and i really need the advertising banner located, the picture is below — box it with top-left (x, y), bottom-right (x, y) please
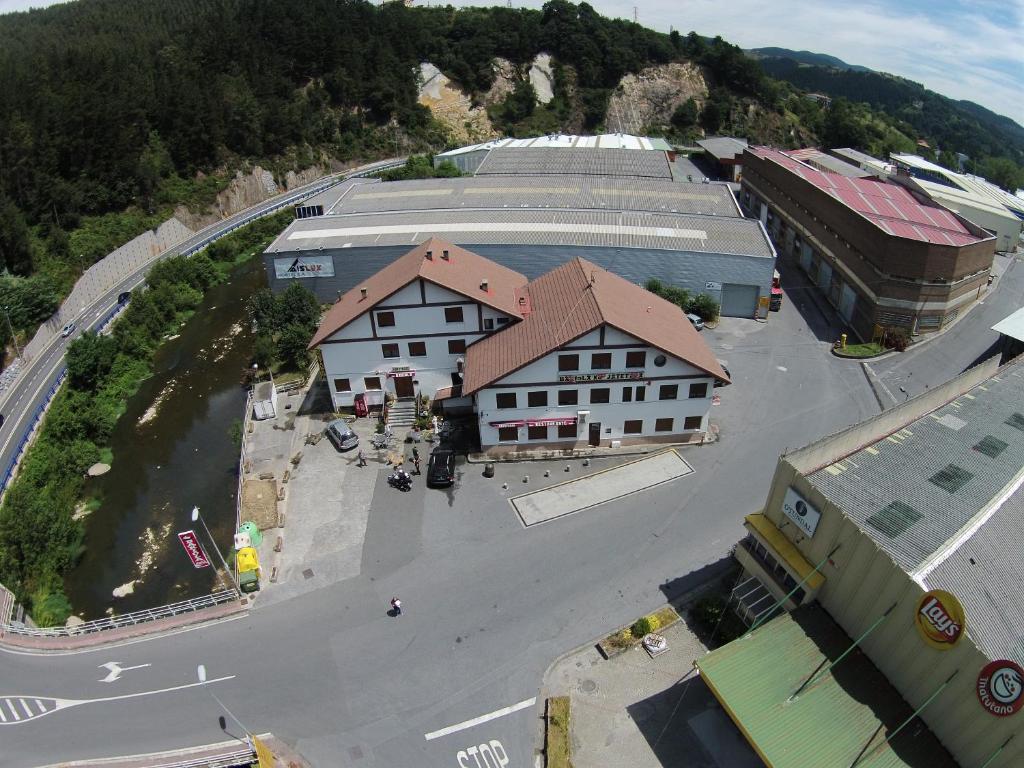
top-left (557, 371), bottom-right (643, 383)
top-left (977, 660), bottom-right (1024, 716)
top-left (177, 530), bottom-right (211, 569)
top-left (273, 255), bottom-right (335, 279)
top-left (915, 590), bottom-right (965, 650)
top-left (781, 487), bottom-right (821, 537)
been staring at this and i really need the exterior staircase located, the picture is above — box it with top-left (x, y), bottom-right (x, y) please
top-left (387, 398), bottom-right (417, 429)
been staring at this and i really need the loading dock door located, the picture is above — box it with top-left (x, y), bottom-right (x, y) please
top-left (720, 283), bottom-right (759, 318)
top-left (817, 261), bottom-right (832, 290)
top-left (839, 283), bottom-right (856, 322)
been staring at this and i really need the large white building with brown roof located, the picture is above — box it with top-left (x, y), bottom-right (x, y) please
top-left (309, 238), bottom-right (527, 412)
top-left (310, 239), bottom-right (729, 454)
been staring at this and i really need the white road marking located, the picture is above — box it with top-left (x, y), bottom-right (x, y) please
top-left (0, 675), bottom-right (235, 725)
top-left (424, 697), bottom-right (536, 741)
top-left (776, 365), bottom-right (788, 372)
top-left (0, 703), bottom-right (6, 722)
top-left (99, 661), bottom-right (152, 682)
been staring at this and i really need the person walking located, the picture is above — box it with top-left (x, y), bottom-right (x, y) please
top-left (357, 449), bottom-right (367, 467)
top-left (412, 447), bottom-right (421, 475)
top-left (391, 596), bottom-right (402, 616)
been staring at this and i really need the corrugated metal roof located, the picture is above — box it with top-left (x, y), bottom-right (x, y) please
top-left (782, 148), bottom-right (871, 178)
top-left (312, 175), bottom-right (741, 219)
top-left (462, 257), bottom-right (728, 393)
top-left (696, 606), bottom-right (957, 768)
top-left (269, 208), bottom-right (775, 258)
top-left (476, 147), bottom-right (671, 178)
top-left (435, 133), bottom-right (672, 157)
top-left (697, 136), bottom-right (749, 160)
top-left (992, 306), bottom-right (1024, 342)
top-left (750, 146), bottom-right (985, 247)
top-left (805, 359), bottom-right (1024, 664)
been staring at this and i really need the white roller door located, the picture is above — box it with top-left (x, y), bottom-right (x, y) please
top-left (720, 283), bottom-right (759, 318)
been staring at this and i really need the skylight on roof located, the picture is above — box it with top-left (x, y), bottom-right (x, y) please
top-left (929, 464), bottom-right (974, 494)
top-left (974, 435), bottom-right (1008, 459)
top-left (1005, 413), bottom-right (1024, 432)
top-left (867, 501), bottom-right (922, 539)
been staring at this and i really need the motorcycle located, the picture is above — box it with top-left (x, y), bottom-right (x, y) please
top-left (388, 468), bottom-right (413, 492)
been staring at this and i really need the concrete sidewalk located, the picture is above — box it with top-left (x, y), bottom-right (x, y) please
top-left (544, 619), bottom-right (760, 768)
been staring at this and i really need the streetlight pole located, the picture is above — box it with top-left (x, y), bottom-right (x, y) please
top-left (192, 506), bottom-right (237, 592)
top-left (197, 665), bottom-right (252, 749)
top-left (2, 306), bottom-right (22, 361)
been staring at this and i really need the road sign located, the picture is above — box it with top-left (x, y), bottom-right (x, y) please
top-left (177, 530), bottom-right (210, 569)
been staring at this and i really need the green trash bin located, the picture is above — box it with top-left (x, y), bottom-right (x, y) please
top-left (239, 521), bottom-right (263, 548)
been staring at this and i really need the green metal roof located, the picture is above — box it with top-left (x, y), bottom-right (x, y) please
top-left (696, 606), bottom-right (958, 768)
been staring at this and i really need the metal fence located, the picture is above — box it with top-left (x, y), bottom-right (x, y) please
top-left (1, 589), bottom-right (238, 637)
top-left (143, 748), bottom-right (255, 768)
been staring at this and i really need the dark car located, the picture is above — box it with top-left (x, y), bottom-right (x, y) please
top-left (426, 447), bottom-right (455, 488)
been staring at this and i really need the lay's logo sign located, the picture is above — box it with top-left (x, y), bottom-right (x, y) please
top-left (915, 590), bottom-right (965, 650)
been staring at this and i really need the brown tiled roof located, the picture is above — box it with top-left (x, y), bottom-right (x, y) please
top-left (462, 258), bottom-right (729, 393)
top-left (309, 238), bottom-right (528, 347)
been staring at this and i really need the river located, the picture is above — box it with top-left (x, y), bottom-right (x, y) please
top-left (65, 257), bottom-right (262, 620)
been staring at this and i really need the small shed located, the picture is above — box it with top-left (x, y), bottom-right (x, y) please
top-left (253, 380), bottom-right (277, 420)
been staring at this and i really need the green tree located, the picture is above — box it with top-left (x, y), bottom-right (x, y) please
top-left (66, 332), bottom-right (119, 392)
top-left (277, 283), bottom-right (321, 333)
top-left (700, 90), bottom-right (733, 133)
top-left (277, 323), bottom-right (312, 368)
top-left (254, 333), bottom-right (276, 368)
top-left (0, 196), bottom-right (32, 276)
top-left (671, 98), bottom-right (699, 132)
top-left (247, 289), bottom-right (280, 334)
top-left (978, 156), bottom-right (1023, 192)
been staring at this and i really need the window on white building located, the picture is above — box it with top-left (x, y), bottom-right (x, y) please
top-left (558, 424), bottom-right (577, 439)
top-left (624, 420), bottom-right (643, 434)
top-left (636, 386), bottom-right (646, 402)
top-left (448, 339), bottom-right (466, 354)
top-left (622, 386), bottom-right (632, 402)
top-left (590, 388), bottom-right (610, 404)
top-left (364, 377), bottom-right (382, 390)
top-left (689, 382), bottom-right (708, 399)
top-left (626, 351), bottom-right (646, 368)
top-left (377, 311), bottom-right (395, 327)
top-left (528, 426), bottom-right (548, 441)
top-left (334, 378), bottom-right (351, 392)
top-left (382, 343), bottom-right (399, 358)
top-left (591, 353), bottom-right (612, 370)
top-left (408, 341), bottom-right (426, 357)
top-left (558, 354), bottom-right (579, 371)
top-left (498, 426), bottom-right (518, 442)
top-left (659, 384), bottom-right (678, 400)
top-left (483, 318), bottom-right (494, 330)
top-left (558, 389), bottom-right (578, 406)
top-left (496, 392), bottom-right (517, 409)
top-left (655, 418), bottom-right (674, 432)
top-left (444, 306), bottom-right (464, 323)
top-left (528, 391), bottom-right (548, 407)
top-left (684, 416), bottom-right (702, 430)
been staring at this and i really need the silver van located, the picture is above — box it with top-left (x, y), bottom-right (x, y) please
top-left (326, 419), bottom-right (359, 451)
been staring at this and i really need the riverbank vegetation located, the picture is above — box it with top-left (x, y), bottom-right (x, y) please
top-left (248, 283), bottom-right (323, 372)
top-left (0, 212), bottom-right (292, 626)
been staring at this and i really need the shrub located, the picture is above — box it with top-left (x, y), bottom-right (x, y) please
top-left (690, 595), bottom-right (727, 635)
top-left (631, 614), bottom-right (660, 638)
top-left (687, 293), bottom-right (720, 323)
top-left (883, 327), bottom-right (910, 352)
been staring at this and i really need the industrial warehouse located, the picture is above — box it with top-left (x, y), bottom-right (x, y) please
top-left (704, 355), bottom-right (1024, 768)
top-left (265, 138), bottom-right (778, 320)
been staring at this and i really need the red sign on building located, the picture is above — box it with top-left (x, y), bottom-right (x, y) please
top-left (178, 530), bottom-right (211, 569)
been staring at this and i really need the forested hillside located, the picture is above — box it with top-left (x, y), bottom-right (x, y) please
top-left (758, 57), bottom-right (1024, 188)
top-left (0, 0), bottom-right (1020, 356)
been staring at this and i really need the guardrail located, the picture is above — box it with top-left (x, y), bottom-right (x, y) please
top-left (143, 748), bottom-right (255, 768)
top-left (0, 368), bottom-right (66, 494)
top-left (1, 589), bottom-right (238, 637)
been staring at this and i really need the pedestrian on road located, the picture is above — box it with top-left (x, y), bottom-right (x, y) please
top-left (357, 450), bottom-right (367, 467)
top-left (391, 596), bottom-right (402, 616)
top-left (412, 447), bottom-right (421, 475)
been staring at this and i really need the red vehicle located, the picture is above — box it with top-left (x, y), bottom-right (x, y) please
top-left (770, 270), bottom-right (782, 311)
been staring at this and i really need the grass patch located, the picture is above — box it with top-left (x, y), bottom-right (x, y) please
top-left (98, 447), bottom-right (113, 465)
top-left (546, 696), bottom-right (572, 768)
top-left (833, 342), bottom-right (884, 358)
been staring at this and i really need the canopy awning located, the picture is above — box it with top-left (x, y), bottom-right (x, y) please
top-left (696, 606), bottom-right (956, 768)
top-left (745, 513), bottom-right (825, 590)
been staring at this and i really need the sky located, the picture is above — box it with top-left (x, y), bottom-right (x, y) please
top-left (2, 0), bottom-right (1022, 127)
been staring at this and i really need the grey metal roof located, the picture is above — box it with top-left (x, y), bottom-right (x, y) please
top-left (696, 137), bottom-right (749, 161)
top-left (802, 153), bottom-right (872, 178)
top-left (830, 147), bottom-right (886, 166)
top-left (267, 207), bottom-right (775, 258)
top-left (300, 177), bottom-right (378, 213)
top-left (806, 360), bottom-right (1024, 661)
top-left (297, 175), bottom-right (741, 219)
top-left (475, 147), bottom-right (672, 178)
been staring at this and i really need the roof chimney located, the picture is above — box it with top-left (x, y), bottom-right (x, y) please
top-left (518, 296), bottom-right (527, 306)
top-left (425, 249), bottom-right (433, 260)
top-left (360, 287), bottom-right (368, 300)
top-left (480, 279), bottom-right (489, 292)
top-left (442, 249), bottom-right (450, 261)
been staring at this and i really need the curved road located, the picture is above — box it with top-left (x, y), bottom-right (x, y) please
top-left (1, 208), bottom-right (1016, 767)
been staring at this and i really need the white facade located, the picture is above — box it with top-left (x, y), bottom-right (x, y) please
top-left (473, 325), bottom-right (715, 451)
top-left (320, 279), bottom-right (514, 409)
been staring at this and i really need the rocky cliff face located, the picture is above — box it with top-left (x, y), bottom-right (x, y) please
top-left (418, 62), bottom-right (498, 146)
top-left (173, 163), bottom-right (334, 231)
top-left (605, 62), bottom-right (708, 135)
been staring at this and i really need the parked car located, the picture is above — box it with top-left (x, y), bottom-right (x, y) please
top-left (687, 313), bottom-right (704, 331)
top-left (61, 322), bottom-right (76, 338)
top-left (426, 447), bottom-right (455, 488)
top-left (325, 419), bottom-right (359, 451)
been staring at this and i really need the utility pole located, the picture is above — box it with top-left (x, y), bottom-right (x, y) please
top-left (633, 6), bottom-right (638, 23)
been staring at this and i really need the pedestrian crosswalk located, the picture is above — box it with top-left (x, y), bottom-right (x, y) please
top-left (0, 696), bottom-right (60, 724)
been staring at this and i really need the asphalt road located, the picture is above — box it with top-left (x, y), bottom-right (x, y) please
top-left (1, 239), bottom-right (1016, 767)
top-left (0, 158), bottom-right (402, 504)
